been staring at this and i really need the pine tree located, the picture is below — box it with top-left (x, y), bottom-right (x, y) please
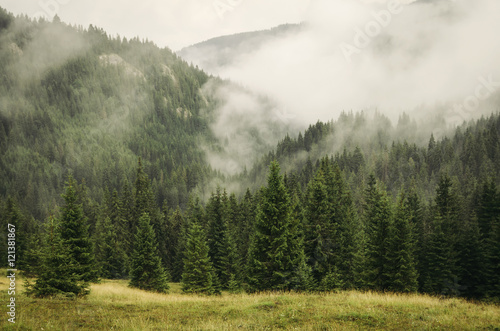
top-left (405, 188), bottom-right (427, 292)
top-left (456, 213), bottom-right (483, 299)
top-left (28, 217), bottom-right (88, 297)
top-left (363, 175), bottom-right (393, 291)
top-left (120, 179), bottom-right (135, 256)
top-left (129, 213), bottom-right (169, 293)
top-left (479, 180), bottom-right (500, 299)
top-left (181, 221), bottom-right (219, 295)
top-left (2, 197), bottom-right (32, 271)
top-left (94, 217), bottom-right (127, 279)
top-left (206, 187), bottom-right (233, 289)
top-left (59, 175), bottom-right (98, 283)
top-left (164, 205), bottom-right (183, 281)
top-left (174, 196), bottom-right (204, 282)
top-left (304, 169), bottom-right (332, 284)
top-left (109, 189), bottom-right (129, 252)
top-left (426, 175), bottom-right (461, 296)
top-left (483, 215), bottom-right (500, 300)
top-left (247, 161), bottom-right (310, 292)
top-left (423, 213), bottom-right (457, 296)
top-left (134, 157), bottom-right (155, 220)
top-left (236, 188), bottom-right (255, 282)
top-left (386, 193), bottom-right (419, 293)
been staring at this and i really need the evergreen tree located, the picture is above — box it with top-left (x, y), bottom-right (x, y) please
top-left (304, 169), bottom-right (332, 284)
top-left (129, 213), bottom-right (169, 293)
top-left (181, 221), bottom-right (219, 295)
top-left (425, 175), bottom-right (461, 296)
top-left (174, 196), bottom-right (204, 282)
top-left (456, 213), bottom-right (483, 299)
top-left (59, 175), bottom-right (98, 283)
top-left (94, 217), bottom-right (128, 279)
top-left (483, 215), bottom-right (500, 300)
top-left (247, 161), bottom-right (310, 292)
top-left (134, 157), bottom-right (155, 220)
top-left (2, 197), bottom-right (32, 270)
top-left (206, 187), bottom-right (233, 289)
top-left (28, 217), bottom-right (88, 297)
top-left (423, 213), bottom-right (457, 296)
top-left (120, 179), bottom-right (135, 255)
top-left (164, 205), bottom-right (183, 281)
top-left (479, 180), bottom-right (500, 299)
top-left (363, 175), bottom-right (393, 291)
top-left (236, 188), bottom-right (255, 282)
top-left (386, 193), bottom-right (419, 293)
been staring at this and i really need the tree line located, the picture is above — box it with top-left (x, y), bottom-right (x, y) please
top-left (4, 150), bottom-right (498, 300)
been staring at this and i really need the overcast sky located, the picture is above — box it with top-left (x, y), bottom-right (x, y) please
top-left (0, 0), bottom-right (309, 50)
top-left (0, 0), bottom-right (416, 50)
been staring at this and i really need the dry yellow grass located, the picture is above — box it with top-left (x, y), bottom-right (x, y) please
top-left (0, 271), bottom-right (499, 330)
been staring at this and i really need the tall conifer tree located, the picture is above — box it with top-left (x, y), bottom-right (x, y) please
top-left (247, 161), bottom-right (310, 292)
top-left (129, 213), bottom-right (169, 293)
top-left (59, 175), bottom-right (98, 283)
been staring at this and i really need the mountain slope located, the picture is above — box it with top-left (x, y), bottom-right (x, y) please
top-left (177, 23), bottom-right (302, 74)
top-left (0, 10), bottom-right (219, 219)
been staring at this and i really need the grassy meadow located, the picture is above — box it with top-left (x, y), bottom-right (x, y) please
top-left (1, 271), bottom-right (499, 330)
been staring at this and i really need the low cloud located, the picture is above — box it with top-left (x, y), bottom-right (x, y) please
top-left (190, 0), bottom-right (500, 127)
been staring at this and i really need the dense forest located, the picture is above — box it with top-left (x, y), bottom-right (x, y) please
top-left (0, 7), bottom-right (499, 301)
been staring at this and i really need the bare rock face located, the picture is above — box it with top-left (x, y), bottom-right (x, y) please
top-left (99, 53), bottom-right (145, 80)
top-left (8, 43), bottom-right (23, 57)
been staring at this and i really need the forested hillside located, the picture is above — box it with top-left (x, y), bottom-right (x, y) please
top-left (0, 6), bottom-right (499, 302)
top-left (0, 7), bottom-right (220, 221)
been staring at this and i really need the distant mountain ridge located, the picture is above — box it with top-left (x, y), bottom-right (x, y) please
top-left (177, 23), bottom-right (303, 73)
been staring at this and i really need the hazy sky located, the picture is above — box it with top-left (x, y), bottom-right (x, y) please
top-left (0, 0), bottom-right (416, 50)
top-left (0, 0), bottom-right (308, 50)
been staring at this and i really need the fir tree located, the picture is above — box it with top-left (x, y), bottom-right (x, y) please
top-left (129, 213), bottom-right (169, 293)
top-left (206, 187), bottom-right (233, 289)
top-left (423, 213), bottom-right (457, 296)
top-left (304, 169), bottom-right (332, 284)
top-left (456, 213), bottom-right (483, 299)
top-left (94, 217), bottom-right (128, 279)
top-left (120, 179), bottom-right (135, 255)
top-left (59, 175), bottom-right (98, 283)
top-left (164, 205), bottom-right (183, 281)
top-left (247, 161), bottom-right (310, 292)
top-left (363, 175), bottom-right (393, 291)
top-left (386, 193), bottom-right (419, 293)
top-left (28, 217), bottom-right (88, 297)
top-left (134, 157), bottom-right (155, 220)
top-left (181, 221), bottom-right (219, 295)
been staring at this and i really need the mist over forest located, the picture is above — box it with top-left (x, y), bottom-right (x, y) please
top-left (0, 0), bottom-right (499, 316)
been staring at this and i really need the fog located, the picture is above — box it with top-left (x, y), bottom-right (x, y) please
top-left (188, 0), bottom-right (500, 127)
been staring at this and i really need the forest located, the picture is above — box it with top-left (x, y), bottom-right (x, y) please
top-left (0, 6), bottom-right (499, 305)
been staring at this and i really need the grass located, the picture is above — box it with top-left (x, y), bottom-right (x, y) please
top-left (0, 271), bottom-right (499, 330)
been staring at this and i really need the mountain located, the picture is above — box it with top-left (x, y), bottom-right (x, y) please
top-left (177, 23), bottom-right (303, 74)
top-left (0, 9), bottom-right (220, 219)
top-left (1, 5), bottom-right (500, 302)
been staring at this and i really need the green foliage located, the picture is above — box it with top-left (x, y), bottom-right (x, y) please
top-left (386, 193), bottom-right (419, 293)
top-left (182, 221), bottom-right (219, 295)
top-left (129, 213), bottom-right (170, 293)
top-left (0, 10), bottom-right (499, 302)
top-left (94, 217), bottom-right (128, 279)
top-left (247, 161), bottom-right (310, 292)
top-left (27, 218), bottom-right (89, 298)
top-left (59, 175), bottom-right (99, 283)
top-left (363, 175), bottom-right (393, 291)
